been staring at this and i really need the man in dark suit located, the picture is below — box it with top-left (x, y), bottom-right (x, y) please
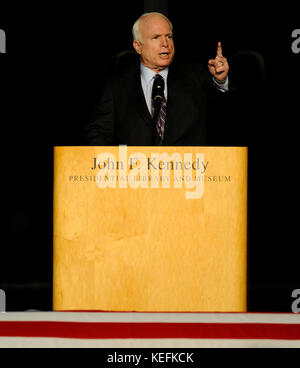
top-left (85, 12), bottom-right (229, 146)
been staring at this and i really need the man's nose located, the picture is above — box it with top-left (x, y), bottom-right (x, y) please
top-left (161, 36), bottom-right (169, 47)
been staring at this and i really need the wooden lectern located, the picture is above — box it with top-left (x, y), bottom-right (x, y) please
top-left (53, 147), bottom-right (247, 311)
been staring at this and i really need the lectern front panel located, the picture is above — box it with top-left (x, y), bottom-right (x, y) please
top-left (53, 146), bottom-right (247, 311)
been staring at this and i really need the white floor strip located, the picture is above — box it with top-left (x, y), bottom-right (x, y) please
top-left (0, 312), bottom-right (299, 324)
top-left (0, 337), bottom-right (299, 348)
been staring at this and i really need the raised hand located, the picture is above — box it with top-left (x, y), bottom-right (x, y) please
top-left (208, 42), bottom-right (229, 82)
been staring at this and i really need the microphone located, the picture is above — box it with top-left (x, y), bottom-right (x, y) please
top-left (151, 75), bottom-right (165, 144)
top-left (152, 75), bottom-right (165, 109)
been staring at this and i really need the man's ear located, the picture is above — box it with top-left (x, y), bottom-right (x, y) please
top-left (133, 40), bottom-right (142, 55)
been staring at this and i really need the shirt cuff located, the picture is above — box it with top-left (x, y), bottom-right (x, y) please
top-left (212, 76), bottom-right (229, 92)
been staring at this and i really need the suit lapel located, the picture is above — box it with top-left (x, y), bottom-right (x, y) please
top-left (136, 77), bottom-right (153, 126)
top-left (127, 65), bottom-right (153, 127)
top-left (164, 65), bottom-right (182, 141)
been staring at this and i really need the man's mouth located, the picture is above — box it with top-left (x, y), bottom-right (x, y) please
top-left (160, 52), bottom-right (170, 56)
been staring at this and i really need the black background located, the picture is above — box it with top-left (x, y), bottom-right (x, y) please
top-left (0, 0), bottom-right (299, 311)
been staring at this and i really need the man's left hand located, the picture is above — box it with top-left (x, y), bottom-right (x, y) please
top-left (208, 42), bottom-right (229, 82)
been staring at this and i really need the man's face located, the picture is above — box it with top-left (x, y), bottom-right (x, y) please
top-left (133, 15), bottom-right (175, 72)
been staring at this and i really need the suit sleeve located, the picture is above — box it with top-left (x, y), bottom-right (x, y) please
top-left (190, 62), bottom-right (229, 99)
top-left (84, 81), bottom-right (115, 145)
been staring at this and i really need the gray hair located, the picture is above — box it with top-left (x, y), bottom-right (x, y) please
top-left (132, 12), bottom-right (173, 44)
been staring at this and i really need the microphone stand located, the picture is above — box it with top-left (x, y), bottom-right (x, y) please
top-left (152, 96), bottom-right (164, 145)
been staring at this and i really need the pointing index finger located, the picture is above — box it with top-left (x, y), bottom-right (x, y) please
top-left (217, 42), bottom-right (223, 57)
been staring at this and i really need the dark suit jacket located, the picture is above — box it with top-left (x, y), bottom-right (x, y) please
top-left (85, 61), bottom-right (224, 146)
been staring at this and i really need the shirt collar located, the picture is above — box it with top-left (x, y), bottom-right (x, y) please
top-left (140, 63), bottom-right (169, 85)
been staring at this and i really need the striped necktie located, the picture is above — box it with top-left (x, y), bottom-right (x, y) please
top-left (152, 74), bottom-right (167, 141)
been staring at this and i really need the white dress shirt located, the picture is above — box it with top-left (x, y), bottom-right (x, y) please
top-left (140, 63), bottom-right (169, 115)
top-left (140, 63), bottom-right (229, 115)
